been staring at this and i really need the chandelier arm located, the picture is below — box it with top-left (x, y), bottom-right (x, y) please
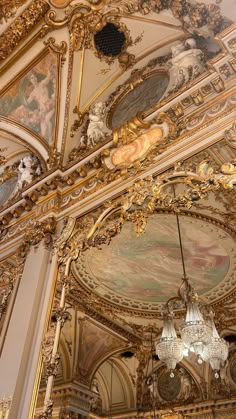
top-left (166, 295), bottom-right (182, 312)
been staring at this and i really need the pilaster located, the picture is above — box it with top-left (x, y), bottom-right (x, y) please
top-left (0, 240), bottom-right (57, 419)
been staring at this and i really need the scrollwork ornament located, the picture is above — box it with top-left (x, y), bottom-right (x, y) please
top-left (47, 148), bottom-right (62, 169)
top-left (0, 288), bottom-right (12, 320)
top-left (0, 148), bottom-right (7, 167)
top-left (62, 159), bottom-right (236, 259)
top-left (45, 353), bottom-right (60, 379)
top-left (69, 9), bottom-right (102, 51)
top-left (103, 0), bottom-right (225, 35)
top-left (43, 37), bottom-right (67, 58)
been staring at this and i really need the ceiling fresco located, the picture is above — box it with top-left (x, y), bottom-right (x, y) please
top-left (0, 50), bottom-right (58, 145)
top-left (74, 213), bottom-right (235, 311)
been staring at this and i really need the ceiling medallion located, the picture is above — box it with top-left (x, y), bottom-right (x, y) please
top-left (73, 212), bottom-right (235, 313)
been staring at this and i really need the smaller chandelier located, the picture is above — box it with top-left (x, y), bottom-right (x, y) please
top-left (156, 315), bottom-right (184, 377)
top-left (180, 298), bottom-right (212, 363)
top-left (202, 318), bottom-right (229, 378)
top-left (156, 212), bottom-right (228, 377)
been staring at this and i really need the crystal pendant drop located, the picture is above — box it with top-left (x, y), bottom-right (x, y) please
top-left (156, 316), bottom-right (184, 371)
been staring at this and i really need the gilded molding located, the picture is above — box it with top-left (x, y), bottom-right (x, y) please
top-left (43, 37), bottom-right (67, 58)
top-left (0, 0), bottom-right (50, 63)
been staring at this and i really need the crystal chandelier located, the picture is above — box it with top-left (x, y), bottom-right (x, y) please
top-left (156, 314), bottom-right (184, 376)
top-left (156, 213), bottom-right (228, 378)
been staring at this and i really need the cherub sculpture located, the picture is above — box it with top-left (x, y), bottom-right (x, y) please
top-left (16, 154), bottom-right (41, 190)
top-left (86, 102), bottom-right (106, 147)
top-left (168, 38), bottom-right (205, 91)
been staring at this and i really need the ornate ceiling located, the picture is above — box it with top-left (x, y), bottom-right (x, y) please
top-left (0, 0), bottom-right (236, 418)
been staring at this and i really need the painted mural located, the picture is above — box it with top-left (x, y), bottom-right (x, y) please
top-left (85, 214), bottom-right (230, 303)
top-left (0, 52), bottom-right (57, 144)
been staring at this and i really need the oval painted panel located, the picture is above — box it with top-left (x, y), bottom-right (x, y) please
top-left (111, 73), bottom-right (169, 129)
top-left (84, 214), bottom-right (230, 303)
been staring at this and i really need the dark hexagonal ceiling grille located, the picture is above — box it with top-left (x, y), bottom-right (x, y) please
top-left (94, 23), bottom-right (126, 57)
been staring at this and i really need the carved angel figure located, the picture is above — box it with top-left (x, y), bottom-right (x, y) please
top-left (16, 154), bottom-right (41, 190)
top-left (168, 38), bottom-right (205, 91)
top-left (87, 102), bottom-right (106, 147)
